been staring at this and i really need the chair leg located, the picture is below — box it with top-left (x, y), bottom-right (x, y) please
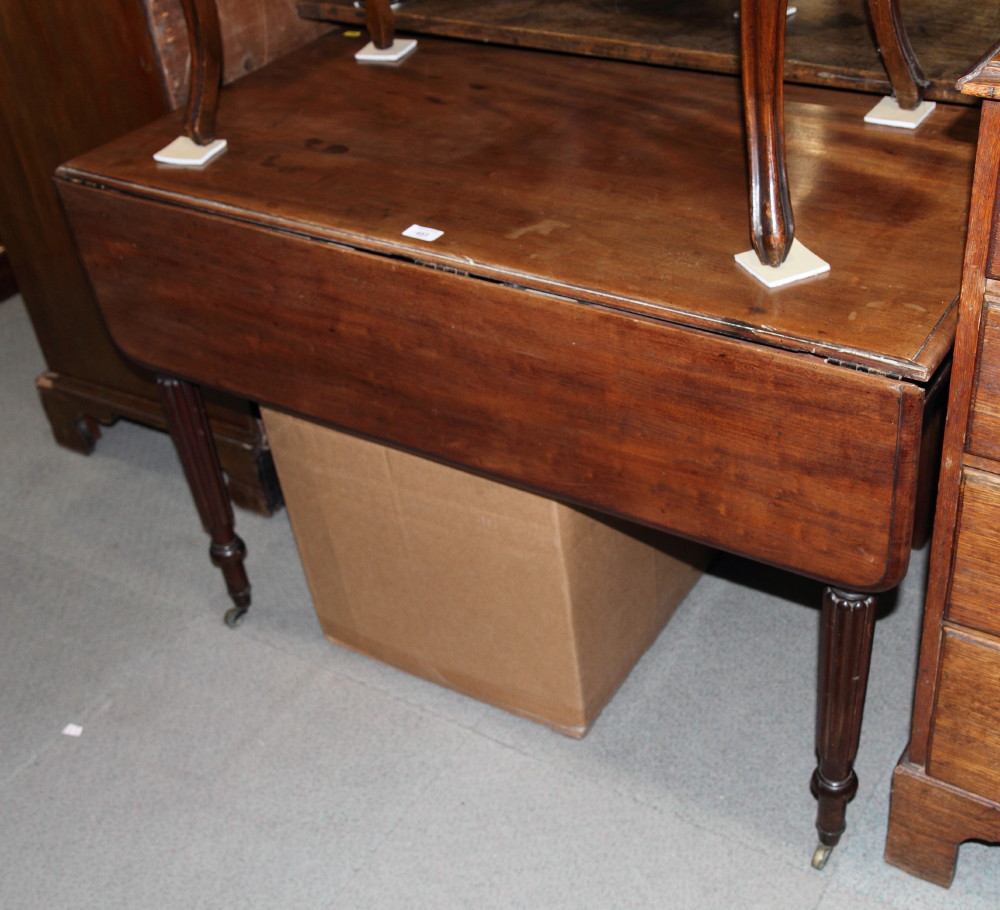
top-left (364, 0), bottom-right (396, 50)
top-left (739, 0), bottom-right (794, 268)
top-left (867, 0), bottom-right (928, 111)
top-left (178, 0), bottom-right (223, 144)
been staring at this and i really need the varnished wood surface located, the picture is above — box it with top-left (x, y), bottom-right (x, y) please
top-left (968, 296), bottom-right (1000, 459)
top-left (886, 761), bottom-right (1000, 888)
top-left (298, 0), bottom-right (1000, 104)
top-left (60, 33), bottom-right (973, 381)
top-left (58, 181), bottom-right (924, 590)
top-left (926, 627), bottom-right (1000, 805)
top-left (907, 112), bottom-right (1000, 763)
top-left (957, 38), bottom-right (1000, 102)
top-left (945, 468), bottom-right (1000, 640)
top-left (884, 46), bottom-right (1000, 887)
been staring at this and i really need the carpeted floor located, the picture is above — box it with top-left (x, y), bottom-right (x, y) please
top-left (2, 293), bottom-right (996, 908)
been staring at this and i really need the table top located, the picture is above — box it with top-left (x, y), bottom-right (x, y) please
top-left (58, 32), bottom-right (976, 588)
top-left (300, 0), bottom-right (1000, 104)
top-left (62, 32), bottom-right (975, 382)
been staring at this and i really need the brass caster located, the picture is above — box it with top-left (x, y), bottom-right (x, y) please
top-left (223, 605), bottom-right (248, 628)
top-left (811, 843), bottom-right (833, 870)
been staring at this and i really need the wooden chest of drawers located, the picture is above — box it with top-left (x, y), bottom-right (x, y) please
top-left (884, 45), bottom-right (1000, 887)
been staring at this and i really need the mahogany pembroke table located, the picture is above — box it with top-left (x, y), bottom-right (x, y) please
top-left (56, 1), bottom-right (979, 869)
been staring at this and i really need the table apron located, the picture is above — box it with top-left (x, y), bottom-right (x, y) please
top-left (62, 182), bottom-right (924, 591)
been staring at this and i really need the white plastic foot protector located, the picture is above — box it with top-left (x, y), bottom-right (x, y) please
top-left (734, 239), bottom-right (831, 288)
top-left (863, 96), bottom-right (936, 129)
top-left (355, 38), bottom-right (418, 63)
top-left (153, 135), bottom-right (227, 166)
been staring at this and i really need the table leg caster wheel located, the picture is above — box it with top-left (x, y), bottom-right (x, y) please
top-left (223, 605), bottom-right (248, 628)
top-left (811, 843), bottom-right (833, 870)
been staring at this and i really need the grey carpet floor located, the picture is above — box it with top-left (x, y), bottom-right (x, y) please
top-left (1, 293), bottom-right (997, 908)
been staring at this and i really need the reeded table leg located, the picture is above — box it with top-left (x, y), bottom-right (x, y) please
top-left (810, 587), bottom-right (878, 868)
top-left (158, 375), bottom-right (251, 626)
top-left (739, 0), bottom-right (794, 268)
top-left (867, 0), bottom-right (928, 111)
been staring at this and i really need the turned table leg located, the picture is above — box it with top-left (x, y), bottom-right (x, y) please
top-left (157, 376), bottom-right (251, 626)
top-left (867, 0), bottom-right (928, 111)
top-left (739, 0), bottom-right (794, 268)
top-left (810, 587), bottom-right (879, 868)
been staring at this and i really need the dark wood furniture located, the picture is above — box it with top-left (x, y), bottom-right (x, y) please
top-left (884, 43), bottom-right (1000, 888)
top-left (0, 241), bottom-right (16, 301)
top-left (56, 26), bottom-right (975, 865)
top-left (298, 0), bottom-right (998, 104)
top-left (0, 0), bottom-right (325, 513)
top-left (301, 0), bottom-right (996, 270)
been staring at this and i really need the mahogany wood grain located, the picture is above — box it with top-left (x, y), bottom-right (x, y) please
top-left (56, 29), bottom-right (972, 858)
top-left (926, 628), bottom-right (1000, 804)
top-left (740, 0), bottom-right (793, 267)
top-left (886, 761), bottom-right (1000, 888)
top-left (944, 469), bottom-right (1000, 639)
top-left (298, 0), bottom-right (999, 104)
top-left (957, 38), bottom-right (1000, 102)
top-left (59, 181), bottom-right (927, 591)
top-left (967, 297), bottom-right (1000, 459)
top-left (58, 34), bottom-right (973, 381)
top-left (885, 46), bottom-right (1000, 886)
top-left (179, 0), bottom-right (224, 143)
top-left (906, 110), bottom-right (1000, 765)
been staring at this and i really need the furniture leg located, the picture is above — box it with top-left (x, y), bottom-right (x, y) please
top-left (739, 0), bottom-right (794, 268)
top-left (885, 762), bottom-right (963, 887)
top-left (157, 375), bottom-right (251, 625)
top-left (810, 586), bottom-right (878, 869)
top-left (867, 0), bottom-right (928, 111)
top-left (178, 0), bottom-right (223, 144)
top-left (364, 0), bottom-right (395, 50)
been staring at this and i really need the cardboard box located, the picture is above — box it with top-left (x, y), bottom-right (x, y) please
top-left (262, 408), bottom-right (710, 737)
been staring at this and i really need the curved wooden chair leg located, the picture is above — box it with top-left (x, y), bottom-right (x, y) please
top-left (179, 0), bottom-right (223, 144)
top-left (364, 0), bottom-right (396, 50)
top-left (867, 0), bottom-right (928, 111)
top-left (740, 0), bottom-right (794, 268)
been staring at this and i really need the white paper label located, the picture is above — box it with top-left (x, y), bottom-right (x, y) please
top-left (403, 224), bottom-right (444, 242)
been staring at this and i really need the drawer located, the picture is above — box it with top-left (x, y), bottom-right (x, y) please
top-left (968, 298), bottom-right (1000, 459)
top-left (926, 627), bottom-right (1000, 804)
top-left (948, 467), bottom-right (1000, 638)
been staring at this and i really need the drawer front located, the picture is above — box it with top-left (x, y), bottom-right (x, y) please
top-left (60, 181), bottom-right (923, 590)
top-left (969, 299), bottom-right (1000, 459)
top-left (948, 467), bottom-right (1000, 638)
top-left (926, 628), bottom-right (1000, 803)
